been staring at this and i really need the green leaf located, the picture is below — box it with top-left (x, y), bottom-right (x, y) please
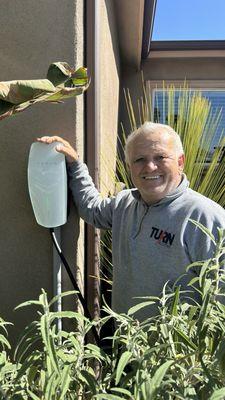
top-left (71, 67), bottom-right (89, 86)
top-left (209, 387), bottom-right (225, 400)
top-left (0, 79), bottom-right (55, 104)
top-left (170, 286), bottom-right (180, 316)
top-left (50, 311), bottom-right (88, 322)
top-left (110, 387), bottom-right (132, 396)
top-left (115, 351), bottom-right (132, 385)
top-left (128, 300), bottom-right (155, 316)
top-left (173, 328), bottom-right (197, 350)
top-left (0, 62), bottom-right (89, 121)
top-left (0, 334), bottom-right (11, 350)
top-left (94, 395), bottom-right (124, 400)
top-left (189, 219), bottom-right (217, 245)
top-left (27, 389), bottom-right (40, 400)
top-left (79, 369), bottom-right (97, 395)
top-left (47, 61), bottom-right (75, 86)
top-left (40, 315), bottom-right (59, 374)
top-left (14, 300), bottom-right (41, 311)
top-left (49, 290), bottom-right (78, 307)
top-left (85, 344), bottom-right (109, 362)
top-left (59, 364), bottom-right (71, 399)
top-left (149, 360), bottom-right (173, 398)
top-left (44, 371), bottom-right (59, 399)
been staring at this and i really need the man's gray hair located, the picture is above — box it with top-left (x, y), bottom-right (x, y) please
top-left (125, 122), bottom-right (184, 164)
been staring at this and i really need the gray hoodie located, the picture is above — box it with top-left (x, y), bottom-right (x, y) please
top-left (68, 160), bottom-right (225, 319)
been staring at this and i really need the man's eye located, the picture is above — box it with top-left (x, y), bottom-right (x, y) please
top-left (134, 157), bottom-right (144, 163)
top-left (156, 155), bottom-right (166, 161)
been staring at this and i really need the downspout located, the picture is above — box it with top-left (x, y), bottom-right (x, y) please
top-left (85, 0), bottom-right (101, 321)
top-left (53, 227), bottom-right (62, 330)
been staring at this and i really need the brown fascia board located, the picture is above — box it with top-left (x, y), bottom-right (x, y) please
top-left (142, 0), bottom-right (157, 59)
top-left (114, 0), bottom-right (145, 69)
top-left (150, 40), bottom-right (225, 51)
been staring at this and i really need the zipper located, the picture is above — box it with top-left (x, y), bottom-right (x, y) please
top-left (133, 204), bottom-right (150, 238)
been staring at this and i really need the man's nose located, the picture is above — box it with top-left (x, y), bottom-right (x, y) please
top-left (145, 160), bottom-right (157, 170)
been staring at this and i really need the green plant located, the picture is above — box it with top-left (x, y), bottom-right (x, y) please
top-left (0, 290), bottom-right (110, 400)
top-left (0, 62), bottom-right (89, 120)
top-left (100, 81), bottom-right (225, 285)
top-left (100, 223), bottom-right (225, 399)
top-left (0, 224), bottom-right (225, 399)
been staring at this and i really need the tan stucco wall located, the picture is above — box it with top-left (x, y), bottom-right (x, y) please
top-left (0, 0), bottom-right (84, 344)
top-left (99, 1), bottom-right (120, 196)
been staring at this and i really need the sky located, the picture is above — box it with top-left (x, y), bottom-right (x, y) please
top-left (152, 0), bottom-right (225, 41)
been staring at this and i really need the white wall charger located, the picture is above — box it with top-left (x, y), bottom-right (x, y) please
top-left (28, 142), bottom-right (67, 228)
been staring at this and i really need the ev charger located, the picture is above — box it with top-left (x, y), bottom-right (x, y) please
top-left (28, 142), bottom-right (67, 228)
top-left (27, 141), bottom-right (100, 345)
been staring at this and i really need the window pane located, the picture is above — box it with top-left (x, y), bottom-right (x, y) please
top-left (153, 89), bottom-right (225, 158)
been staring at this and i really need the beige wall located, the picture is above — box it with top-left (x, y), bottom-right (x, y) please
top-left (0, 0), bottom-right (121, 345)
top-left (119, 57), bottom-right (225, 133)
top-left (99, 0), bottom-right (120, 197)
top-left (0, 0), bottom-right (84, 345)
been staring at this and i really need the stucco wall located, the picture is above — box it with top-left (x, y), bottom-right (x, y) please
top-left (99, 1), bottom-right (120, 196)
top-left (119, 57), bottom-right (225, 133)
top-left (0, 0), bottom-right (84, 345)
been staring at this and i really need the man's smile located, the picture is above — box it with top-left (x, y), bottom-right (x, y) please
top-left (141, 175), bottom-right (163, 180)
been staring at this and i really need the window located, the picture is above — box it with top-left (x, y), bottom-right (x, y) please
top-left (148, 81), bottom-right (225, 161)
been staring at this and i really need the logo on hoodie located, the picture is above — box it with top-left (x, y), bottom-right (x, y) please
top-left (150, 226), bottom-right (175, 247)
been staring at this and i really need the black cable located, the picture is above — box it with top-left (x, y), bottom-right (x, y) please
top-left (49, 228), bottom-right (100, 346)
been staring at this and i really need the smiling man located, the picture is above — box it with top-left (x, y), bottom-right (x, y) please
top-left (126, 124), bottom-right (185, 205)
top-left (38, 122), bottom-right (225, 320)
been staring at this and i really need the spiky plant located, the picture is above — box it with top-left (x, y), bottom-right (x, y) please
top-left (100, 79), bottom-right (225, 287)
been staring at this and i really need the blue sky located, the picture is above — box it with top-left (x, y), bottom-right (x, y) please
top-left (152, 0), bottom-right (225, 40)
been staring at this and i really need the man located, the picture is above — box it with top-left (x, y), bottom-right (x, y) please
top-left (38, 122), bottom-right (225, 320)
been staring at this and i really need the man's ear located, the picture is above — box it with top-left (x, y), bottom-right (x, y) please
top-left (178, 154), bottom-right (185, 170)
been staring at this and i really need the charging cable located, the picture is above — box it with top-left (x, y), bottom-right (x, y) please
top-left (50, 228), bottom-right (100, 346)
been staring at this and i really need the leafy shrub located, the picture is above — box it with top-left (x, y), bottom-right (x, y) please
top-left (1, 223), bottom-right (225, 399)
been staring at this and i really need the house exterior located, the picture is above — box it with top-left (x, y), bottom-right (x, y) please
top-left (1, 0), bottom-right (224, 344)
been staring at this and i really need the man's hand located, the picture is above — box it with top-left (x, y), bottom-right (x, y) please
top-left (37, 136), bottom-right (78, 163)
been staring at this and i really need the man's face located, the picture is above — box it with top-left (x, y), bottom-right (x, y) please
top-left (128, 131), bottom-right (185, 204)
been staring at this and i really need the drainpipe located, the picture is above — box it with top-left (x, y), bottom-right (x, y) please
top-left (85, 0), bottom-right (101, 321)
top-left (53, 227), bottom-right (62, 330)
